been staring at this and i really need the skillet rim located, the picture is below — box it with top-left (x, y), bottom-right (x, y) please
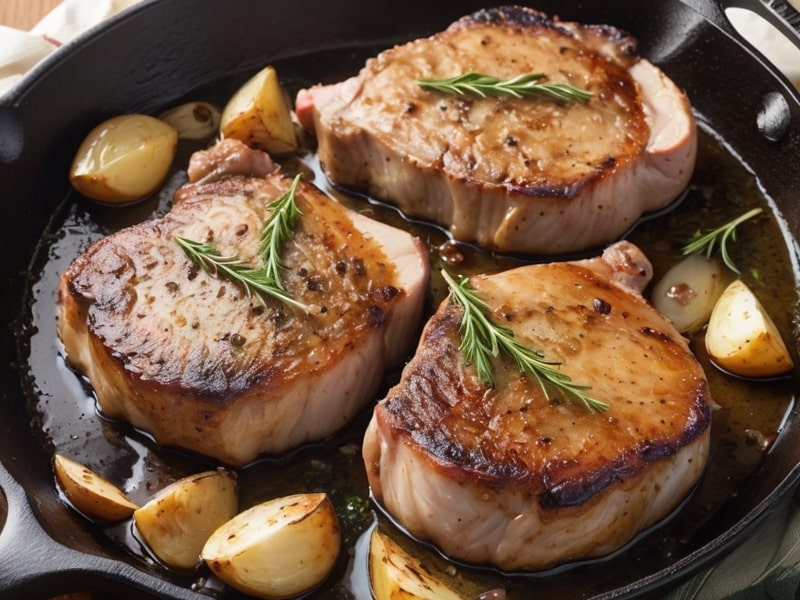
top-left (1, 0), bottom-right (799, 598)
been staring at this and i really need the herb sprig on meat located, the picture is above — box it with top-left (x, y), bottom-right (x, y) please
top-left (176, 174), bottom-right (308, 311)
top-left (442, 269), bottom-right (608, 412)
top-left (418, 72), bottom-right (592, 102)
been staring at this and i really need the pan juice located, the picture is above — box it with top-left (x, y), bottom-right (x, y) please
top-left (15, 46), bottom-right (799, 599)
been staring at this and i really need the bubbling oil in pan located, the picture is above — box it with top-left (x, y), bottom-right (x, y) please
top-left (18, 47), bottom-right (799, 599)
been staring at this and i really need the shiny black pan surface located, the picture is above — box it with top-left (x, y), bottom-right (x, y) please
top-left (1, 0), bottom-right (799, 598)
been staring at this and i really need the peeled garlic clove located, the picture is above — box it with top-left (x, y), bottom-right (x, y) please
top-left (202, 492), bottom-right (340, 599)
top-left (706, 279), bottom-right (794, 378)
top-left (53, 454), bottom-right (139, 523)
top-left (134, 469), bottom-right (238, 570)
top-left (369, 528), bottom-right (466, 600)
top-left (69, 114), bottom-right (178, 204)
top-left (651, 254), bottom-right (730, 334)
top-left (220, 65), bottom-right (298, 155)
top-left (159, 101), bottom-right (221, 140)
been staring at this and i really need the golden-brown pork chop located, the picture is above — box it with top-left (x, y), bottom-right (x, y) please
top-left (297, 6), bottom-right (696, 254)
top-left (362, 241), bottom-right (712, 571)
top-left (58, 141), bottom-right (429, 466)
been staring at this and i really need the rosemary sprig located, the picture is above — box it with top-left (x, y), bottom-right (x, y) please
top-left (418, 72), bottom-right (592, 102)
top-left (442, 270), bottom-right (608, 413)
top-left (175, 237), bottom-right (308, 311)
top-left (681, 207), bottom-right (763, 274)
top-left (175, 173), bottom-right (308, 311)
top-left (259, 173), bottom-right (303, 289)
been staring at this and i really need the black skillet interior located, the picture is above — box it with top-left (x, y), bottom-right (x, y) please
top-left (1, 0), bottom-right (799, 598)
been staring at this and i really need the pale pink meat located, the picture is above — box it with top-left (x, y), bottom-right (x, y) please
top-left (362, 241), bottom-right (712, 570)
top-left (58, 142), bottom-right (429, 466)
top-left (298, 7), bottom-right (697, 254)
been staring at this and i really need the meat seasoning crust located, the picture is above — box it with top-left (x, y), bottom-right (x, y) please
top-left (58, 145), bottom-right (429, 466)
top-left (297, 6), bottom-right (697, 254)
top-left (362, 242), bottom-right (713, 571)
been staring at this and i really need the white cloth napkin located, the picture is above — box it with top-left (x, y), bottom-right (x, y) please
top-left (0, 0), bottom-right (142, 94)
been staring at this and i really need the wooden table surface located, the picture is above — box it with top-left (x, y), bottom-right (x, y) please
top-left (0, 0), bottom-right (62, 30)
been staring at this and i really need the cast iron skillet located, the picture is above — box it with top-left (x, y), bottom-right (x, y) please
top-left (1, 0), bottom-right (799, 597)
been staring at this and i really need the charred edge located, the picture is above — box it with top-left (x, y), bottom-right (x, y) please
top-left (465, 6), bottom-right (638, 56)
top-left (584, 23), bottom-right (639, 55)
top-left (501, 159), bottom-right (613, 199)
top-left (538, 437), bottom-right (691, 509)
top-left (505, 178), bottom-right (590, 200)
top-left (539, 456), bottom-right (642, 509)
top-left (467, 6), bottom-right (572, 37)
top-left (373, 285), bottom-right (402, 303)
top-left (540, 390), bottom-right (712, 509)
top-left (366, 305), bottom-right (387, 327)
top-left (682, 380), bottom-right (713, 444)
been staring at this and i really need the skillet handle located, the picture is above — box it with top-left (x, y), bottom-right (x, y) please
top-left (727, 0), bottom-right (800, 41)
top-left (766, 0), bottom-right (800, 35)
top-left (682, 0), bottom-right (800, 43)
top-left (0, 461), bottom-right (204, 599)
top-left (681, 0), bottom-right (800, 62)
top-left (681, 0), bottom-right (800, 141)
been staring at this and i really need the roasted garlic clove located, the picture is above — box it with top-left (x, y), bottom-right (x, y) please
top-left (202, 492), bottom-right (340, 599)
top-left (652, 254), bottom-right (730, 334)
top-left (134, 469), bottom-right (238, 570)
top-left (53, 454), bottom-right (139, 522)
top-left (220, 65), bottom-right (298, 155)
top-left (706, 279), bottom-right (794, 377)
top-left (159, 101), bottom-right (221, 140)
top-left (69, 114), bottom-right (177, 204)
top-left (368, 528), bottom-right (467, 600)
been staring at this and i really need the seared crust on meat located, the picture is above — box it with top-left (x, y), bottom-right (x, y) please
top-left (362, 242), bottom-right (712, 570)
top-left (297, 6), bottom-right (697, 254)
top-left (58, 151), bottom-right (429, 465)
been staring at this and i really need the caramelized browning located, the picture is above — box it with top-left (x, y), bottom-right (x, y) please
top-left (365, 10), bottom-right (648, 196)
top-left (59, 156), bottom-right (429, 465)
top-left (363, 242), bottom-right (712, 570)
top-left (64, 175), bottom-right (393, 398)
top-left (298, 6), bottom-right (696, 254)
top-left (380, 263), bottom-right (710, 505)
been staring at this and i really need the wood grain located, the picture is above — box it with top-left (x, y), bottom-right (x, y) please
top-left (0, 0), bottom-right (62, 30)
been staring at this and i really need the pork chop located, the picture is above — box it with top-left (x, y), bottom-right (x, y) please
top-left (296, 6), bottom-right (697, 254)
top-left (362, 241), bottom-right (712, 571)
top-left (58, 140), bottom-right (430, 466)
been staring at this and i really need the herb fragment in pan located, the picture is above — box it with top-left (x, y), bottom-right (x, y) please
top-left (442, 269), bottom-right (608, 412)
top-left (682, 207), bottom-right (763, 274)
top-left (176, 174), bottom-right (308, 311)
top-left (418, 72), bottom-right (592, 102)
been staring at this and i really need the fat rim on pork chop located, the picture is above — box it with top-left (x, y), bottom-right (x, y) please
top-left (296, 5), bottom-right (697, 254)
top-left (362, 241), bottom-right (713, 571)
top-left (57, 140), bottom-right (430, 466)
